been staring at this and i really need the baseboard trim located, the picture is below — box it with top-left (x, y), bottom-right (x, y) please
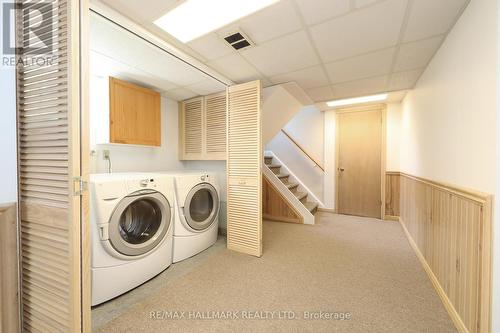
top-left (383, 215), bottom-right (399, 221)
top-left (317, 208), bottom-right (336, 214)
top-left (399, 218), bottom-right (468, 333)
top-left (263, 214), bottom-right (303, 224)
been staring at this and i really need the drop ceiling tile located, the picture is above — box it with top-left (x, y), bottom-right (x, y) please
top-left (90, 51), bottom-right (171, 90)
top-left (325, 48), bottom-right (395, 84)
top-left (185, 80), bottom-right (226, 96)
top-left (241, 31), bottom-right (319, 77)
top-left (269, 66), bottom-right (330, 89)
top-left (207, 53), bottom-right (262, 83)
top-left (187, 33), bottom-right (234, 61)
top-left (218, 0), bottom-right (302, 44)
top-left (394, 36), bottom-right (444, 72)
top-left (100, 0), bottom-right (180, 23)
top-left (90, 14), bottom-right (154, 68)
top-left (137, 47), bottom-right (209, 86)
top-left (403, 0), bottom-right (468, 42)
top-left (331, 75), bottom-right (388, 99)
top-left (388, 69), bottom-right (424, 91)
top-left (355, 0), bottom-right (382, 8)
top-left (310, 0), bottom-right (407, 62)
top-left (295, 0), bottom-right (351, 26)
top-left (305, 86), bottom-right (334, 102)
top-left (164, 88), bottom-right (198, 101)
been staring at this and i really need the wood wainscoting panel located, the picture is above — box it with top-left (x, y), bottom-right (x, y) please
top-left (399, 173), bottom-right (492, 333)
top-left (385, 172), bottom-right (400, 219)
top-left (262, 177), bottom-right (303, 224)
top-left (0, 203), bottom-right (20, 333)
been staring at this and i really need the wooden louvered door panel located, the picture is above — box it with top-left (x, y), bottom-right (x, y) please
top-left (226, 81), bottom-right (262, 257)
top-left (16, 0), bottom-right (87, 331)
top-left (179, 97), bottom-right (203, 160)
top-left (205, 92), bottom-right (226, 160)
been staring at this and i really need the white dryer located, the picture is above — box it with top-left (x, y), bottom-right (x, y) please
top-left (171, 172), bottom-right (220, 263)
top-left (90, 173), bottom-right (174, 306)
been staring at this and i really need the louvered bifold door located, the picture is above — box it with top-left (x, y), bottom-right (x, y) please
top-left (16, 0), bottom-right (86, 332)
top-left (205, 92), bottom-right (226, 160)
top-left (179, 97), bottom-right (203, 160)
top-left (226, 80), bottom-right (262, 257)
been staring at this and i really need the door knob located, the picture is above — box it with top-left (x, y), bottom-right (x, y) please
top-left (338, 167), bottom-right (345, 172)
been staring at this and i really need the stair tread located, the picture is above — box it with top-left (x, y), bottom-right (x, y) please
top-left (276, 173), bottom-right (289, 179)
top-left (295, 191), bottom-right (307, 200)
top-left (285, 182), bottom-right (299, 189)
top-left (268, 164), bottom-right (281, 168)
top-left (304, 201), bottom-right (318, 212)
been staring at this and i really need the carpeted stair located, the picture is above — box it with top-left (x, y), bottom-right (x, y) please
top-left (265, 156), bottom-right (318, 215)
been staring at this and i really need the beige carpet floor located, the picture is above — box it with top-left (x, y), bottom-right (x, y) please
top-left (96, 212), bottom-right (456, 332)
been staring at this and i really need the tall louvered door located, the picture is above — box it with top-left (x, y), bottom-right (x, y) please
top-left (205, 92), bottom-right (226, 160)
top-left (16, 0), bottom-right (89, 332)
top-left (179, 97), bottom-right (203, 160)
top-left (226, 80), bottom-right (262, 257)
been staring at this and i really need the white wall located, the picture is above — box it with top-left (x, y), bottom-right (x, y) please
top-left (399, 0), bottom-right (499, 328)
top-left (266, 106), bottom-right (325, 204)
top-left (283, 105), bottom-right (324, 165)
top-left (400, 0), bottom-right (496, 194)
top-left (386, 102), bottom-right (402, 171)
top-left (0, 0), bottom-right (18, 204)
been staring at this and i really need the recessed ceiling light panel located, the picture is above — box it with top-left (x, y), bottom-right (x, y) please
top-left (154, 0), bottom-right (279, 43)
top-left (326, 94), bottom-right (388, 107)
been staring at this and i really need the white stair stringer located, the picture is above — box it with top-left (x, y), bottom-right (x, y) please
top-left (265, 151), bottom-right (324, 208)
top-left (263, 165), bottom-right (315, 225)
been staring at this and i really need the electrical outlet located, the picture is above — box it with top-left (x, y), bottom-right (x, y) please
top-left (103, 150), bottom-right (110, 160)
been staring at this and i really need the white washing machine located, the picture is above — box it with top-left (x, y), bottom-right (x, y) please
top-left (90, 173), bottom-right (174, 306)
top-left (171, 172), bottom-right (220, 263)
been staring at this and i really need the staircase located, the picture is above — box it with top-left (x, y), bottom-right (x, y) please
top-left (264, 155), bottom-right (319, 216)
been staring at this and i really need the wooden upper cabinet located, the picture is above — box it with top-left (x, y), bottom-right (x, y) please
top-left (109, 77), bottom-right (161, 146)
top-left (179, 91), bottom-right (226, 160)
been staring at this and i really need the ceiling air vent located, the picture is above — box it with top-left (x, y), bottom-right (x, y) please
top-left (223, 30), bottom-right (254, 51)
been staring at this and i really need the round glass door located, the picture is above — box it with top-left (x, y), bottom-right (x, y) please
top-left (183, 183), bottom-right (219, 231)
top-left (108, 190), bottom-right (171, 256)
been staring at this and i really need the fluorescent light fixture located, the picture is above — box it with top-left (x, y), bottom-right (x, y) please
top-left (154, 0), bottom-right (279, 43)
top-left (326, 93), bottom-right (388, 107)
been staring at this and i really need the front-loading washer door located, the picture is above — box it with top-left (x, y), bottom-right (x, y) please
top-left (183, 183), bottom-right (219, 231)
top-left (108, 190), bottom-right (171, 256)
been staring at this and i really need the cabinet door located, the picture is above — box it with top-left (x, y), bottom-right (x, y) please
top-left (179, 97), bottom-right (204, 160)
top-left (109, 77), bottom-right (161, 146)
top-left (226, 80), bottom-right (262, 257)
top-left (205, 92), bottom-right (226, 160)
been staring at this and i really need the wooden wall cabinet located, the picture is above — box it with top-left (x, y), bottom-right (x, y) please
top-left (109, 77), bottom-right (161, 146)
top-left (179, 91), bottom-right (226, 160)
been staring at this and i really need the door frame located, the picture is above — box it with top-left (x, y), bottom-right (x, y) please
top-left (334, 104), bottom-right (387, 219)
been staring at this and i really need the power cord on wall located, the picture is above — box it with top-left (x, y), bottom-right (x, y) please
top-left (103, 149), bottom-right (112, 173)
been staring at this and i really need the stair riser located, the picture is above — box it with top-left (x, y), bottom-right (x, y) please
top-left (299, 196), bottom-right (308, 204)
top-left (278, 176), bottom-right (289, 182)
top-left (289, 186), bottom-right (299, 194)
top-left (270, 167), bottom-right (281, 175)
top-left (264, 157), bottom-right (273, 165)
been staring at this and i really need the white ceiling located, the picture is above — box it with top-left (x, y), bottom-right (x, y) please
top-left (89, 12), bottom-right (226, 101)
top-left (99, 0), bottom-right (470, 102)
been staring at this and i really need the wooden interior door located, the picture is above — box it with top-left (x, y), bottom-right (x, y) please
top-left (226, 80), bottom-right (262, 257)
top-left (15, 0), bottom-right (89, 331)
top-left (337, 108), bottom-right (382, 218)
